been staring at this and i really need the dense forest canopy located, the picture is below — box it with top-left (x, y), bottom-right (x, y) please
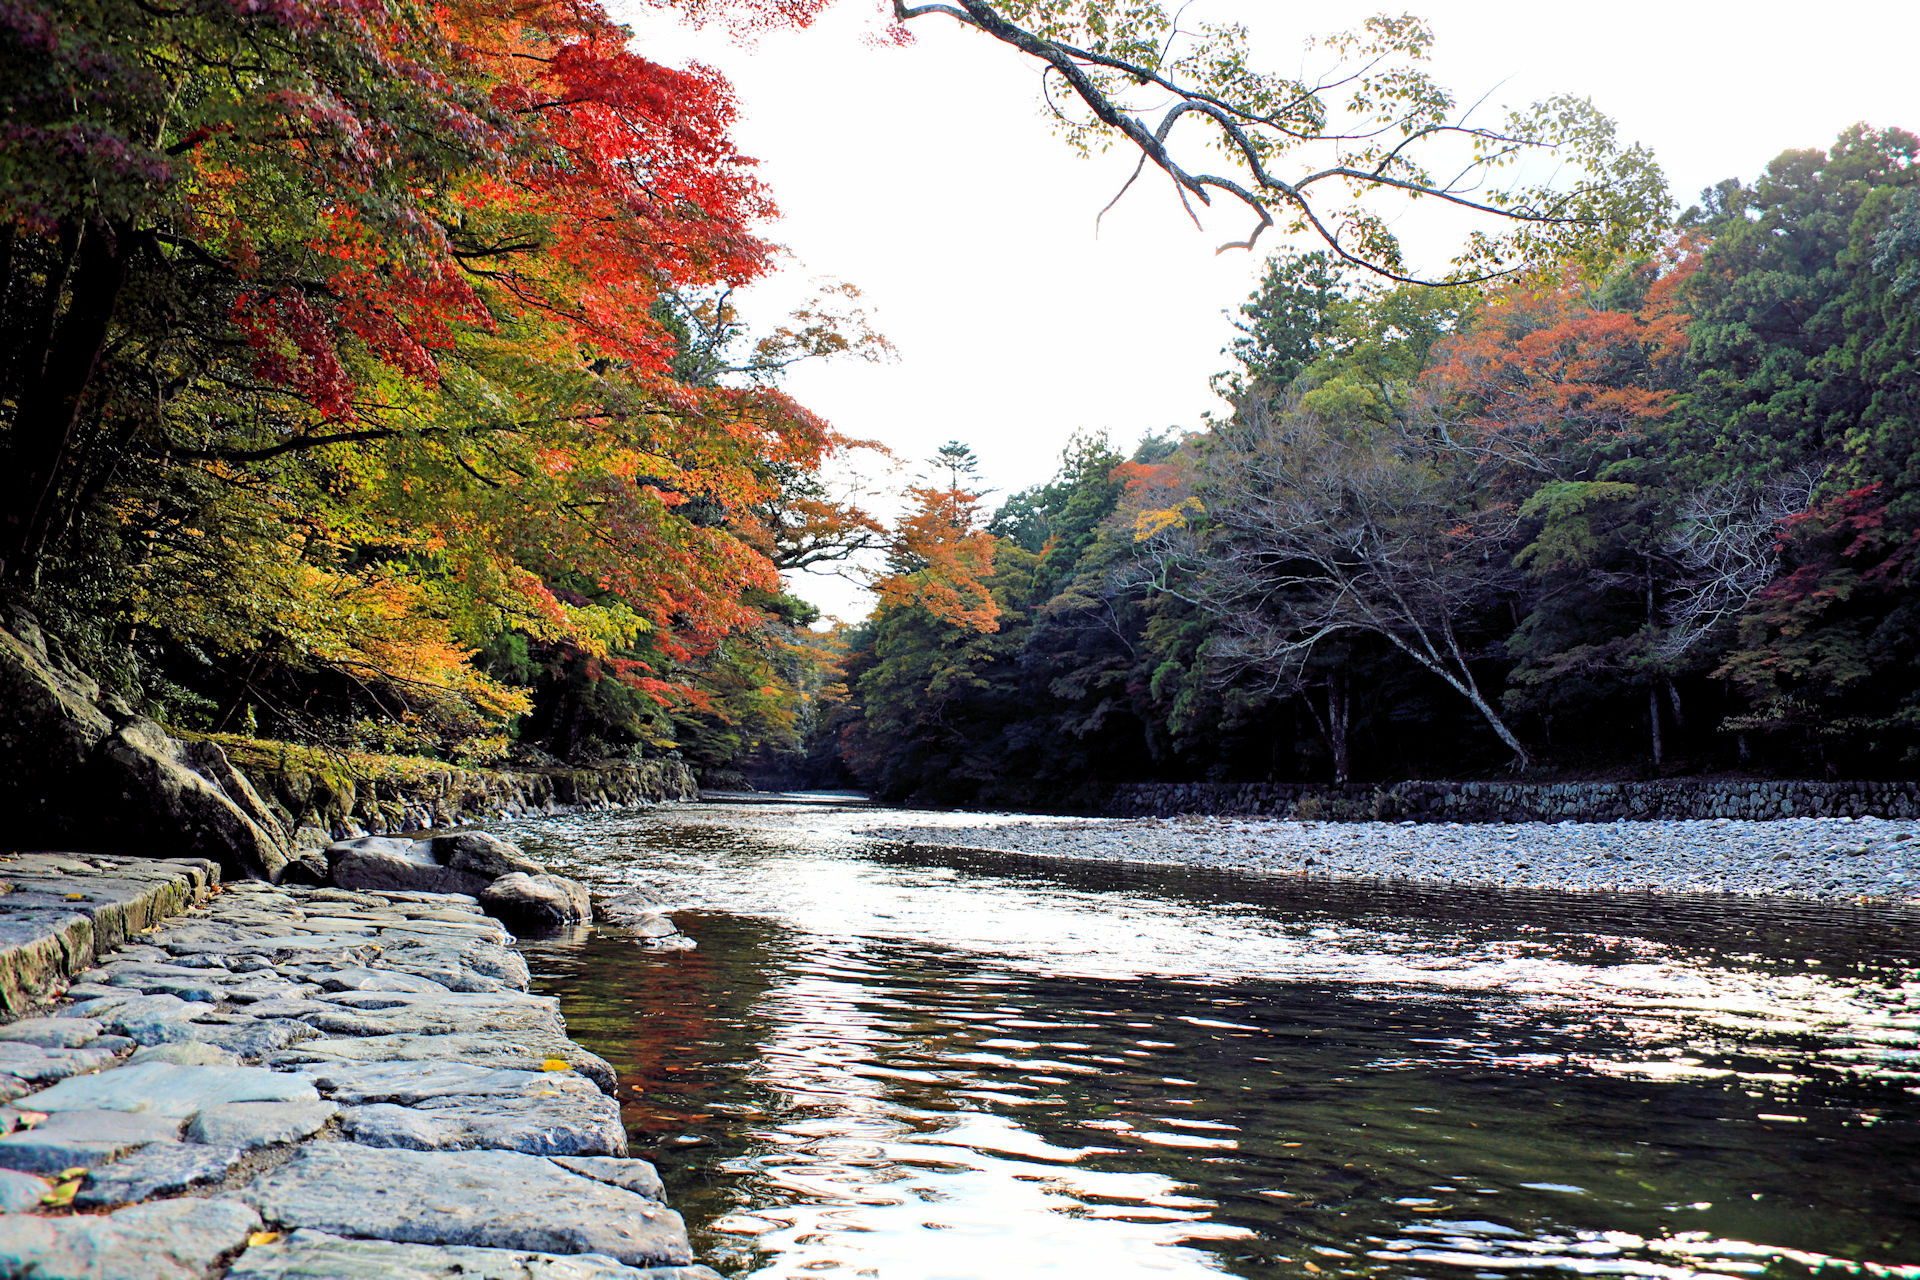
top-left (826, 125), bottom-right (1920, 803)
top-left (4, 1), bottom-right (1911, 799)
top-left (0, 0), bottom-right (893, 774)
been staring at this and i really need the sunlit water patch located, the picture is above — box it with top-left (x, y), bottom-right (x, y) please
top-left (511, 800), bottom-right (1920, 1280)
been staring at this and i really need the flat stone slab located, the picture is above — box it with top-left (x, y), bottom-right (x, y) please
top-left (186, 1098), bottom-right (336, 1148)
top-left (292, 1059), bottom-right (607, 1106)
top-left (92, 960), bottom-right (235, 1002)
top-left (338, 1089), bottom-right (624, 1156)
top-left (178, 1014), bottom-right (325, 1057)
top-left (0, 1016), bottom-right (103, 1048)
top-left (0, 1167), bottom-right (47, 1212)
top-left (0, 853), bottom-right (217, 1016)
top-left (551, 1157), bottom-right (665, 1202)
top-left (62, 991), bottom-right (216, 1044)
top-left (0, 1106), bottom-right (182, 1173)
top-left (241, 1144), bottom-right (692, 1267)
top-left (289, 989), bottom-right (567, 1041)
top-left (269, 1034), bottom-right (617, 1094)
top-left (227, 1229), bottom-right (724, 1280)
top-left (128, 1040), bottom-right (241, 1067)
top-left (76, 1140), bottom-right (244, 1207)
top-left (0, 1194), bottom-right (258, 1280)
top-left (0, 1037), bottom-right (126, 1084)
top-left (320, 967), bottom-right (453, 994)
top-left (23, 1059), bottom-right (320, 1116)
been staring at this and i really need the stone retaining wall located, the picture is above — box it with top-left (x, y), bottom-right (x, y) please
top-left (239, 755), bottom-right (699, 842)
top-left (1099, 778), bottom-right (1920, 823)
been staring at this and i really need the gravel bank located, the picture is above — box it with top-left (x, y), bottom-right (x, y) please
top-left (860, 812), bottom-right (1920, 904)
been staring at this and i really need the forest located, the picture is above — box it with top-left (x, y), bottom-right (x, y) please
top-left (828, 125), bottom-right (1920, 803)
top-left (2, 0), bottom-right (1912, 807)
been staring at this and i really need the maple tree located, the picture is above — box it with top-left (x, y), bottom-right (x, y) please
top-left (0, 0), bottom-right (876, 763)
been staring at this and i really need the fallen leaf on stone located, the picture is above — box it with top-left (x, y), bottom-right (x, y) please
top-left (541, 1058), bottom-right (572, 1072)
top-left (41, 1173), bottom-right (84, 1207)
top-left (63, 893), bottom-right (86, 901)
top-left (247, 1230), bottom-right (284, 1246)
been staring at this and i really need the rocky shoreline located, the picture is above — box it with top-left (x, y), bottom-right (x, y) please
top-left (0, 847), bottom-right (709, 1279)
top-left (861, 811), bottom-right (1920, 904)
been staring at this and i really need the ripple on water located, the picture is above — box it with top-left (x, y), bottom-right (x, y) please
top-left (516, 802), bottom-right (1920, 1280)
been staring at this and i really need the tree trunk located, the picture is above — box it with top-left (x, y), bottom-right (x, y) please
top-left (1460, 679), bottom-right (1531, 771)
top-left (0, 219), bottom-right (136, 584)
top-left (1389, 627), bottom-right (1531, 771)
top-left (1649, 684), bottom-right (1664, 769)
top-left (1326, 670), bottom-right (1350, 784)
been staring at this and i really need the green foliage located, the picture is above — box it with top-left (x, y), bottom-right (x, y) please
top-left (831, 126), bottom-right (1920, 793)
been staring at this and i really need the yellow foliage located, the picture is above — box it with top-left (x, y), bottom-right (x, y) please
top-left (1132, 497), bottom-right (1204, 542)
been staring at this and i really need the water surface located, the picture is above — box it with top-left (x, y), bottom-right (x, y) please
top-left (512, 799), bottom-right (1920, 1280)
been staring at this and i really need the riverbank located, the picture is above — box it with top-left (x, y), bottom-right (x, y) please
top-left (0, 850), bottom-right (716, 1279)
top-left (857, 810), bottom-right (1920, 904)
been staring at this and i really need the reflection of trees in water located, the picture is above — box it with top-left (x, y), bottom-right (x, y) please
top-left (524, 914), bottom-right (787, 1144)
top-left (524, 834), bottom-right (1920, 1279)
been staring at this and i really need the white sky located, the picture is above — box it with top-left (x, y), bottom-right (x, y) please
top-left (608, 0), bottom-right (1920, 621)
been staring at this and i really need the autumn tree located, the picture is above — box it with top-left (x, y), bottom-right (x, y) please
top-left (0, 0), bottom-right (873, 765)
top-left (1422, 252), bottom-right (1699, 763)
top-left (1704, 143), bottom-right (1920, 761)
top-left (871, 447), bottom-right (1001, 634)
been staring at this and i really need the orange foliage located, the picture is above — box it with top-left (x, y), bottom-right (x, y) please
top-left (1426, 246), bottom-right (1701, 478)
top-left (874, 485), bottom-right (1001, 633)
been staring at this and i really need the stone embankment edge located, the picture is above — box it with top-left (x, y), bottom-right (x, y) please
top-left (231, 751), bottom-right (701, 844)
top-left (0, 851), bottom-right (718, 1279)
top-left (0, 856), bottom-right (218, 1018)
top-left (1098, 777), bottom-right (1920, 823)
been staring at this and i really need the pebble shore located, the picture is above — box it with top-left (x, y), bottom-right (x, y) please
top-left (862, 812), bottom-right (1920, 904)
top-left (0, 851), bottom-right (713, 1280)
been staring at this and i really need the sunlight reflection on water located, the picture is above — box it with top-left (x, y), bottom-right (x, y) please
top-left (514, 800), bottom-right (1920, 1280)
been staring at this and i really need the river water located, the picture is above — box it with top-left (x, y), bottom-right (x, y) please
top-left (508, 796), bottom-right (1920, 1280)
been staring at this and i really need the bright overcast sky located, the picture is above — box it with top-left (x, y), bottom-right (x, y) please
top-left (607, 0), bottom-right (1919, 620)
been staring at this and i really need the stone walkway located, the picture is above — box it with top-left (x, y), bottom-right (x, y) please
top-left (0, 853), bottom-right (718, 1280)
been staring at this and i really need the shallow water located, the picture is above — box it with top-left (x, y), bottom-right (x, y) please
top-left (512, 799), bottom-right (1920, 1280)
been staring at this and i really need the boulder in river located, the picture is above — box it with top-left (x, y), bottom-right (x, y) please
top-left (430, 831), bottom-right (545, 879)
top-left (326, 837), bottom-right (492, 898)
top-left (478, 873), bottom-right (592, 933)
top-left (593, 891), bottom-right (693, 950)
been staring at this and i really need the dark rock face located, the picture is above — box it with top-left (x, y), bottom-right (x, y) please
top-left (249, 756), bottom-right (699, 844)
top-left (0, 619), bottom-right (291, 880)
top-left (477, 873), bottom-right (592, 934)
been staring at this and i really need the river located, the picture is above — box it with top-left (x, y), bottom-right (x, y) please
top-left (505, 795), bottom-right (1920, 1280)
